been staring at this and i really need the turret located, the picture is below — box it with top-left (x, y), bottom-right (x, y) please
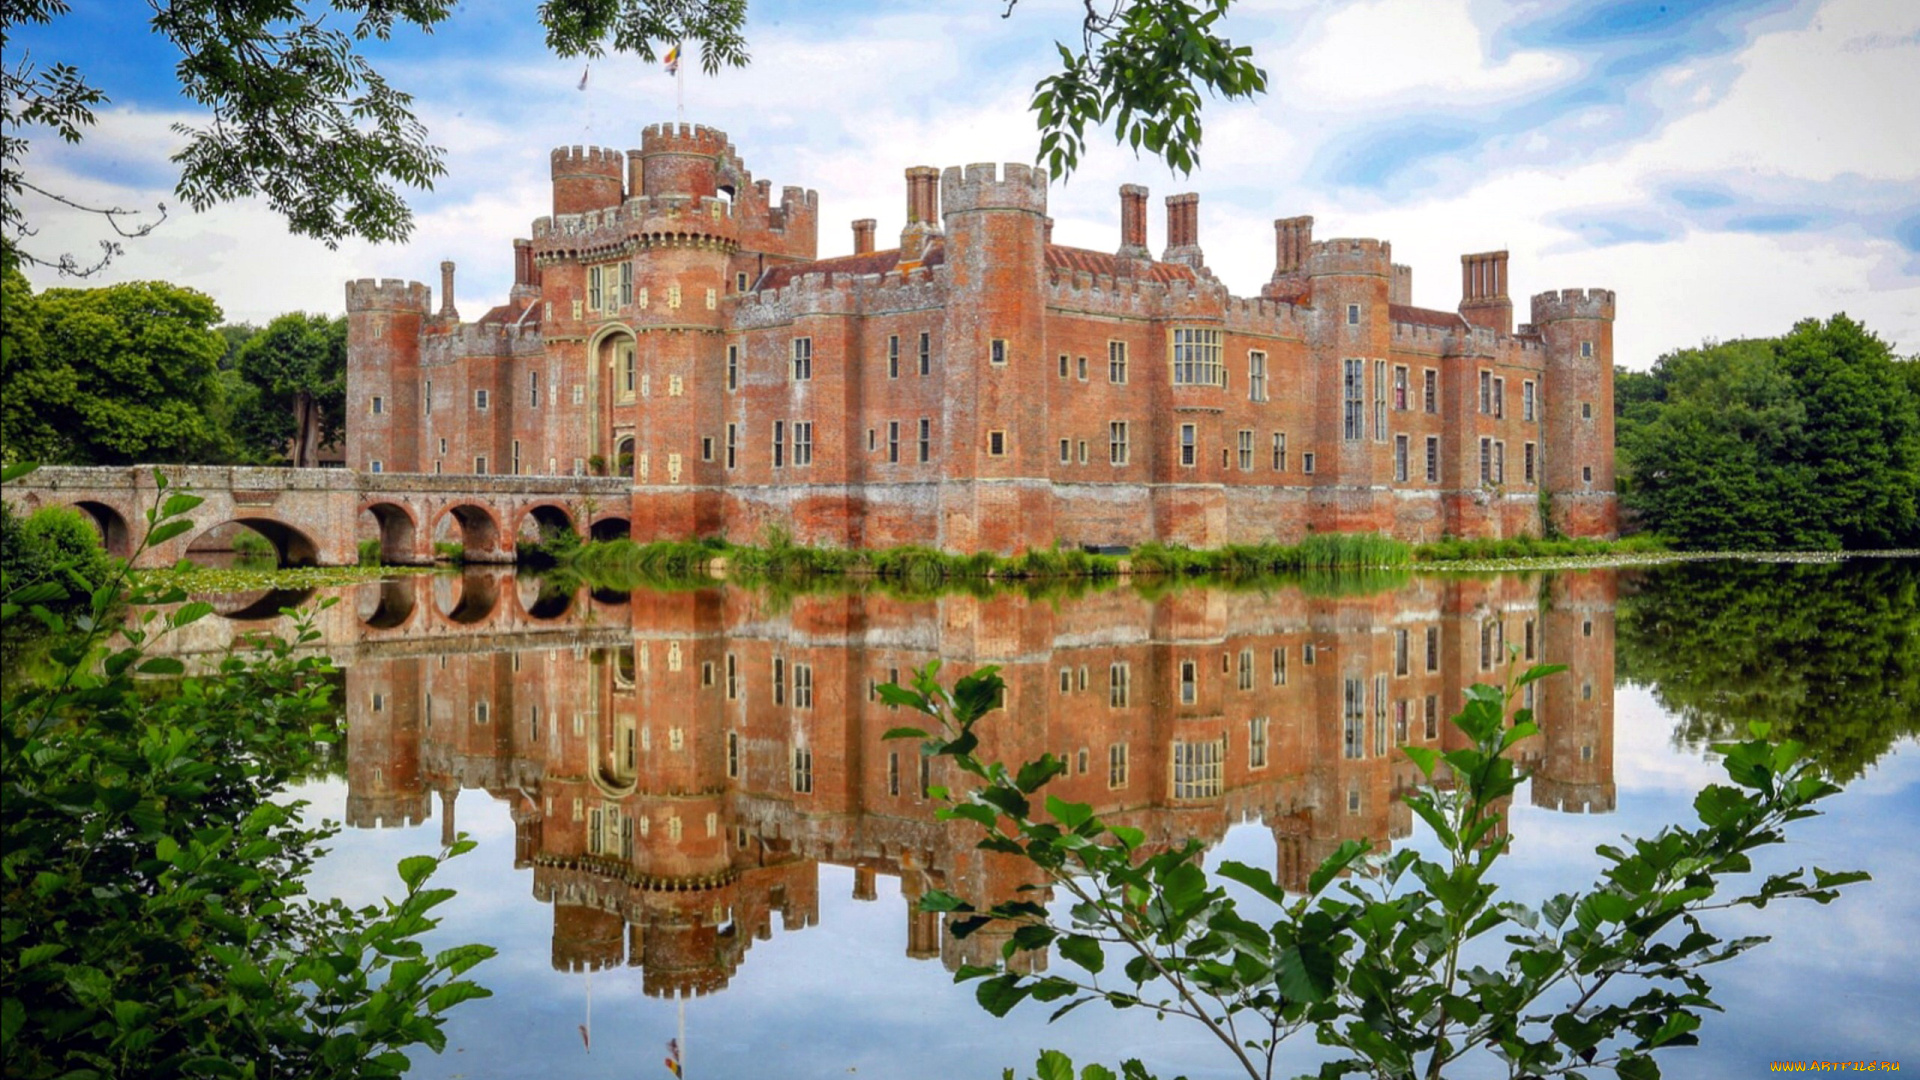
top-left (344, 277), bottom-right (431, 473)
top-left (939, 162), bottom-right (1053, 554)
top-left (1305, 238), bottom-right (1395, 524)
top-left (550, 146), bottom-right (625, 216)
top-left (1532, 288), bottom-right (1618, 538)
top-left (1532, 572), bottom-right (1617, 813)
top-left (637, 122), bottom-right (738, 200)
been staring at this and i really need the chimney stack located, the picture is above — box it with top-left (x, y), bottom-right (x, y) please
top-left (438, 260), bottom-right (458, 320)
top-left (901, 166), bottom-right (942, 262)
top-left (1118, 184), bottom-right (1150, 258)
top-left (1272, 216), bottom-right (1314, 278)
top-left (1459, 250), bottom-right (1513, 334)
top-left (852, 218), bottom-right (875, 254)
top-left (1162, 193), bottom-right (1203, 269)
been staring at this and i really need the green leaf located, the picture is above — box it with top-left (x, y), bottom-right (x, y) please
top-left (1035, 1049), bottom-right (1074, 1080)
top-left (881, 726), bottom-right (930, 741)
top-left (137, 657), bottom-right (186, 676)
top-left (1307, 839), bottom-right (1369, 897)
top-left (1046, 795), bottom-right (1094, 830)
top-left (918, 890), bottom-right (970, 914)
top-left (396, 855), bottom-right (438, 892)
top-left (976, 973), bottom-right (1030, 1017)
top-left (1215, 860), bottom-right (1287, 906)
top-left (426, 980), bottom-right (493, 1012)
top-left (1057, 934), bottom-right (1105, 975)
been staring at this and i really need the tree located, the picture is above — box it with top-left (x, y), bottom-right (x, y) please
top-left (3, 0), bottom-right (1263, 275)
top-left (232, 313), bottom-right (347, 467)
top-left (1618, 317), bottom-right (1920, 549)
top-left (0, 270), bottom-right (231, 465)
top-left (880, 662), bottom-right (1866, 1080)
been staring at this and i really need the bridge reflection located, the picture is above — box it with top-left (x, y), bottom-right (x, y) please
top-left (337, 572), bottom-right (1617, 998)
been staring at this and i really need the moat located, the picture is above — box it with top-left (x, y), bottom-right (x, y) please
top-left (168, 558), bottom-right (1917, 1077)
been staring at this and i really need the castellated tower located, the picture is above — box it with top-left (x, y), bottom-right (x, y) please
top-left (938, 163), bottom-right (1053, 554)
top-left (1305, 238), bottom-right (1396, 533)
top-left (344, 661), bottom-right (429, 829)
top-left (550, 145), bottom-right (625, 216)
top-left (344, 279), bottom-right (431, 474)
top-left (1532, 289), bottom-right (1618, 538)
top-left (1531, 572), bottom-right (1617, 813)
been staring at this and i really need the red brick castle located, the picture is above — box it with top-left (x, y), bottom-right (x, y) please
top-left (346, 123), bottom-right (1616, 553)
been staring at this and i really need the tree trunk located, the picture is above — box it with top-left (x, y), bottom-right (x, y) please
top-left (294, 392), bottom-right (314, 468)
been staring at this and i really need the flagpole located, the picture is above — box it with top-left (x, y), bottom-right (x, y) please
top-left (676, 56), bottom-right (685, 122)
top-left (678, 998), bottom-right (687, 1076)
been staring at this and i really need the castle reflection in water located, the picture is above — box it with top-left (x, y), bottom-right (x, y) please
top-left (327, 570), bottom-right (1614, 998)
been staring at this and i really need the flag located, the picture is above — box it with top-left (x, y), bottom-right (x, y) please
top-left (663, 1058), bottom-right (682, 1078)
top-left (577, 65), bottom-right (590, 91)
top-left (578, 1023), bottom-right (590, 1050)
top-left (664, 1037), bottom-right (682, 1076)
top-left (663, 44), bottom-right (680, 75)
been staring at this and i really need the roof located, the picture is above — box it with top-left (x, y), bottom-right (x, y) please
top-left (477, 298), bottom-right (540, 326)
top-left (1389, 303), bottom-right (1466, 330)
top-left (1045, 245), bottom-right (1197, 284)
top-left (751, 241), bottom-right (1197, 291)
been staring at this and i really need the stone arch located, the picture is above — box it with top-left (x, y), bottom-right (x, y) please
top-left (436, 568), bottom-right (501, 625)
top-left (613, 436), bottom-right (635, 478)
top-left (72, 500), bottom-right (133, 559)
top-left (518, 502), bottom-right (575, 543)
top-left (519, 576), bottom-right (576, 621)
top-left (435, 504), bottom-right (501, 560)
top-left (360, 577), bottom-right (419, 631)
top-left (590, 516), bottom-right (631, 542)
top-left (218, 587), bottom-right (318, 621)
top-left (185, 517), bottom-right (321, 567)
top-left (362, 501), bottom-right (420, 565)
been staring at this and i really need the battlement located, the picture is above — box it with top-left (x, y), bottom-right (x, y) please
top-left (1306, 237), bottom-right (1393, 278)
top-left (550, 145), bottom-right (625, 177)
top-left (941, 162), bottom-right (1048, 215)
top-left (641, 122), bottom-right (737, 160)
top-left (1529, 778), bottom-right (1617, 814)
top-left (345, 278), bottom-right (430, 313)
top-left (780, 185), bottom-right (817, 213)
top-left (532, 192), bottom-right (742, 250)
top-left (344, 794), bottom-right (429, 829)
top-left (1530, 288), bottom-right (1616, 323)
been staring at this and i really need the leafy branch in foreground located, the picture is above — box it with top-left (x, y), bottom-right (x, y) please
top-left (2, 463), bottom-right (494, 1078)
top-left (881, 658), bottom-right (1867, 1080)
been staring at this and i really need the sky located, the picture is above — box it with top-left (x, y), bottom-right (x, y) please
top-left (11, 0), bottom-right (1920, 369)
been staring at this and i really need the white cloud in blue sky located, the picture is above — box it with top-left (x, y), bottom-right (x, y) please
top-left (13, 0), bottom-right (1920, 366)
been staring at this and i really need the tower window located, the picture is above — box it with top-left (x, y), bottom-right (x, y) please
top-left (1347, 303), bottom-right (1361, 325)
top-left (991, 339), bottom-right (1008, 366)
top-left (988, 430), bottom-right (1007, 457)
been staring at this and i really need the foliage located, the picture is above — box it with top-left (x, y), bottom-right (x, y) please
top-left (435, 541), bottom-right (466, 564)
top-left (1618, 557), bottom-right (1920, 783)
top-left (0, 501), bottom-right (114, 611)
top-left (0, 462), bottom-right (493, 1077)
top-left (8, 0), bottom-right (1265, 274)
top-left (1416, 534), bottom-right (1668, 563)
top-left (0, 268), bottom-right (232, 464)
top-left (360, 537), bottom-right (385, 566)
top-left (1027, 0), bottom-right (1267, 177)
top-left (881, 660), bottom-right (1866, 1080)
top-left (1617, 316), bottom-right (1920, 549)
top-left (515, 521), bottom-right (583, 567)
top-left (232, 313), bottom-right (348, 467)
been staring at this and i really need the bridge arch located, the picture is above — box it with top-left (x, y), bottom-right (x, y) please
top-left (517, 502), bottom-right (576, 544)
top-left (362, 501), bottom-right (420, 565)
top-left (217, 587), bottom-right (318, 621)
top-left (185, 517), bottom-right (322, 567)
top-left (589, 516), bottom-right (631, 542)
top-left (518, 576), bottom-right (577, 621)
top-left (73, 500), bottom-right (134, 559)
top-left (360, 577), bottom-right (420, 631)
top-left (436, 568), bottom-right (501, 625)
top-left (435, 504), bottom-right (502, 561)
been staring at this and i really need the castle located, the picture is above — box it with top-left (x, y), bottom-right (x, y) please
top-left (346, 123), bottom-right (1617, 553)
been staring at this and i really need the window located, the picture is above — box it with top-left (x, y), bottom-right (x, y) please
top-left (772, 421), bottom-right (785, 468)
top-left (1179, 424), bottom-right (1197, 467)
top-left (439, 438), bottom-right (447, 454)
top-left (619, 262), bottom-right (633, 306)
top-left (737, 271), bottom-right (749, 292)
top-left (1109, 421), bottom-right (1129, 465)
top-left (988, 430), bottom-right (1007, 456)
top-left (511, 440), bottom-right (522, 475)
top-left (1494, 440), bottom-right (1505, 484)
top-left (772, 656), bottom-right (786, 705)
top-left (726, 653), bottom-right (739, 699)
top-left (1493, 377), bottom-right (1505, 419)
top-left (370, 395), bottom-right (385, 415)
top-left (1425, 694), bottom-right (1439, 739)
top-left (1424, 368), bottom-right (1438, 414)
top-left (791, 337), bottom-right (812, 380)
top-left (1304, 643), bottom-right (1317, 665)
top-left (588, 265), bottom-right (604, 310)
top-left (1394, 434), bottom-right (1409, 482)
top-left (1343, 358), bottom-right (1364, 440)
top-left (1524, 618), bottom-right (1537, 661)
top-left (1237, 429), bottom-right (1254, 471)
top-left (621, 347), bottom-right (636, 398)
top-left (1480, 438), bottom-right (1492, 484)
top-left (1179, 659), bottom-right (1197, 704)
top-left (919, 418), bottom-right (931, 462)
top-left (1059, 668), bottom-right (1072, 695)
top-left (727, 344), bottom-right (739, 391)
top-left (792, 745), bottom-right (813, 793)
top-left (1108, 663), bottom-right (1130, 707)
top-left (889, 335), bottom-right (900, 378)
top-left (1346, 303), bottom-right (1361, 326)
top-left (1076, 439), bottom-right (1088, 465)
top-left (1249, 717), bottom-right (1269, 769)
top-left (793, 422), bottom-right (813, 466)
top-left (1171, 739), bottom-right (1224, 799)
top-left (1523, 380), bottom-right (1536, 422)
top-left (1581, 340), bottom-right (1594, 358)
top-left (1524, 442), bottom-right (1536, 484)
top-left (529, 371), bottom-right (540, 408)
top-left (1076, 355), bottom-right (1088, 380)
top-left (1271, 432), bottom-right (1286, 471)
top-left (1479, 370), bottom-right (1492, 415)
top-left (991, 338), bottom-right (1007, 366)
top-left (1425, 627), bottom-right (1439, 672)
top-left (1480, 619), bottom-right (1503, 669)
top-left (1060, 438), bottom-right (1071, 464)
top-left (1108, 743), bottom-right (1129, 788)
top-left (1393, 365), bottom-right (1409, 410)
top-left (1303, 452), bottom-right (1316, 474)
top-left (919, 331), bottom-right (932, 375)
top-left (887, 752), bottom-right (900, 796)
top-left (1248, 351), bottom-right (1267, 402)
top-left (474, 388), bottom-right (489, 410)
top-left (1425, 436), bottom-right (1439, 483)
top-left (424, 379), bottom-right (432, 414)
top-left (1060, 354), bottom-right (1071, 379)
top-left (1583, 464), bottom-right (1594, 483)
top-left (725, 423), bottom-right (737, 469)
top-left (474, 455), bottom-right (487, 474)
top-left (369, 460), bottom-right (383, 473)
top-left (1394, 628), bottom-right (1410, 677)
top-left (1108, 340), bottom-right (1128, 383)
top-left (1374, 359), bottom-right (1387, 439)
top-left (793, 664), bottom-right (813, 708)
top-left (1343, 678), bottom-right (1365, 759)
top-left (1582, 401), bottom-right (1593, 420)
top-left (1170, 327), bottom-right (1223, 386)
top-left (888, 421), bottom-right (900, 463)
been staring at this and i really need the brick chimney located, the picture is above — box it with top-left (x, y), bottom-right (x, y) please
top-left (1117, 184), bottom-right (1150, 259)
top-left (901, 166), bottom-right (942, 262)
top-left (853, 218), bottom-right (875, 254)
top-left (1460, 250), bottom-right (1513, 334)
top-left (438, 260), bottom-right (458, 320)
top-left (1162, 193), bottom-right (1203, 269)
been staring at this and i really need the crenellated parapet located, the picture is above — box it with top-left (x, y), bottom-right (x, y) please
top-left (941, 162), bottom-right (1048, 216)
top-left (418, 321), bottom-right (546, 365)
top-left (1530, 288), bottom-right (1616, 324)
top-left (531, 193), bottom-right (743, 263)
top-left (728, 263), bottom-right (948, 330)
top-left (641, 122), bottom-right (739, 164)
top-left (1307, 237), bottom-right (1393, 278)
top-left (345, 278), bottom-right (431, 313)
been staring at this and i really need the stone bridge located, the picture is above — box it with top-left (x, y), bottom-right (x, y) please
top-left (2, 466), bottom-right (635, 567)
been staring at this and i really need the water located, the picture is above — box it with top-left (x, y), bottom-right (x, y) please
top-left (197, 559), bottom-right (1917, 1077)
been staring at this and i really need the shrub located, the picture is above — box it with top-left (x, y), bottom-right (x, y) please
top-left (358, 537), bottom-right (383, 565)
top-left (0, 501), bottom-right (115, 610)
